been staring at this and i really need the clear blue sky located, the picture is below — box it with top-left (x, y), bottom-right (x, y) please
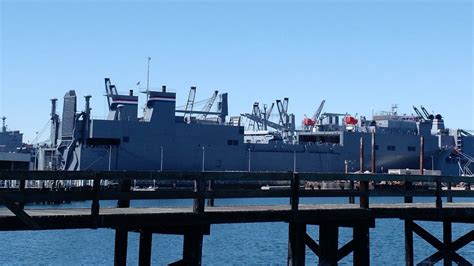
top-left (1, 0), bottom-right (472, 142)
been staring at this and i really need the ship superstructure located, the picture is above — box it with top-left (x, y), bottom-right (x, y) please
top-left (37, 78), bottom-right (474, 176)
top-left (0, 117), bottom-right (31, 172)
top-left (0, 117), bottom-right (23, 153)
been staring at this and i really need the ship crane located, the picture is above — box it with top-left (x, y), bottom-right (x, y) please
top-left (420, 106), bottom-right (434, 120)
top-left (245, 102), bottom-right (275, 131)
top-left (303, 100), bottom-right (325, 131)
top-left (184, 86), bottom-right (196, 122)
top-left (243, 98), bottom-right (295, 143)
top-left (262, 103), bottom-right (274, 131)
top-left (241, 113), bottom-right (284, 131)
top-left (254, 103), bottom-right (263, 129)
top-left (412, 106), bottom-right (426, 120)
top-left (247, 102), bottom-right (263, 130)
top-left (198, 90), bottom-right (219, 120)
top-left (104, 78), bottom-right (118, 108)
top-left (276, 98), bottom-right (289, 127)
top-left (266, 103), bottom-right (274, 120)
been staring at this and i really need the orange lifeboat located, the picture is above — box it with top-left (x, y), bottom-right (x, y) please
top-left (344, 116), bottom-right (358, 125)
top-left (303, 118), bottom-right (316, 126)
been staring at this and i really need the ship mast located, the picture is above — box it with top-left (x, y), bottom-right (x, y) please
top-left (1, 116), bottom-right (6, 132)
top-left (146, 57), bottom-right (151, 101)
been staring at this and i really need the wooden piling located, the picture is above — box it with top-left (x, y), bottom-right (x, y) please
top-left (404, 180), bottom-right (413, 204)
top-left (139, 230), bottom-right (153, 266)
top-left (288, 223), bottom-right (306, 266)
top-left (183, 229), bottom-right (204, 265)
top-left (404, 220), bottom-right (414, 266)
top-left (117, 179), bottom-right (131, 208)
top-left (207, 180), bottom-right (215, 207)
top-left (447, 183), bottom-right (453, 203)
top-left (371, 132), bottom-right (376, 173)
top-left (360, 181), bottom-right (369, 209)
top-left (359, 137), bottom-right (369, 209)
top-left (420, 136), bottom-right (424, 176)
top-left (114, 228), bottom-right (129, 266)
top-left (91, 177), bottom-right (100, 228)
top-left (319, 223), bottom-right (339, 266)
top-left (353, 222), bottom-right (370, 266)
top-left (346, 160), bottom-right (355, 204)
top-left (290, 172), bottom-right (300, 211)
top-left (194, 177), bottom-right (206, 213)
top-left (360, 137), bottom-right (364, 173)
top-left (349, 180), bottom-right (355, 204)
top-left (443, 221), bottom-right (452, 266)
top-left (288, 173), bottom-right (304, 266)
top-left (436, 177), bottom-right (443, 208)
top-left (114, 179), bottom-right (131, 266)
top-left (18, 179), bottom-right (25, 209)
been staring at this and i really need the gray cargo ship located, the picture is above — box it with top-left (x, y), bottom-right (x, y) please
top-left (0, 117), bottom-right (31, 171)
top-left (37, 78), bottom-right (474, 176)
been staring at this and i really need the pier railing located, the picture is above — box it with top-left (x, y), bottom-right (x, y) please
top-left (0, 171), bottom-right (472, 209)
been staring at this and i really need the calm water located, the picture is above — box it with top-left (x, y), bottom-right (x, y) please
top-left (1, 197), bottom-right (472, 265)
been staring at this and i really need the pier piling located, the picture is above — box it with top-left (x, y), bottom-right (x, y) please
top-left (114, 179), bottom-right (131, 266)
top-left (183, 227), bottom-right (204, 265)
top-left (114, 228), bottom-right (129, 266)
top-left (319, 223), bottom-right (339, 265)
top-left (287, 223), bottom-right (306, 266)
top-left (138, 230), bottom-right (153, 266)
top-left (404, 220), bottom-right (414, 266)
top-left (353, 221), bottom-right (370, 266)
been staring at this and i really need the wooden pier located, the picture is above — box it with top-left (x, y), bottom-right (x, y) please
top-left (0, 170), bottom-right (473, 265)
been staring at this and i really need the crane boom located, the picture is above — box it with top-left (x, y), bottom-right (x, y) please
top-left (276, 100), bottom-right (285, 126)
top-left (184, 86), bottom-right (196, 121)
top-left (282, 98), bottom-right (289, 114)
top-left (313, 100), bottom-right (326, 121)
top-left (104, 78), bottom-right (118, 108)
top-left (266, 103), bottom-right (274, 119)
top-left (420, 106), bottom-right (431, 118)
top-left (253, 103), bottom-right (263, 130)
top-left (241, 113), bottom-right (284, 131)
top-left (199, 90), bottom-right (219, 119)
top-left (412, 106), bottom-right (425, 119)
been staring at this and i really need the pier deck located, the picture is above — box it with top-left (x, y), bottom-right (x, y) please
top-left (0, 170), bottom-right (473, 265)
top-left (0, 203), bottom-right (473, 231)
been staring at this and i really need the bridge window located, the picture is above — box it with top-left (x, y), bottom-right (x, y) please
top-left (387, 145), bottom-right (396, 151)
top-left (408, 146), bottom-right (416, 152)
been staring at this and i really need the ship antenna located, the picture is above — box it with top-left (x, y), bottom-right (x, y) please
top-left (146, 57), bottom-right (151, 101)
top-left (1, 116), bottom-right (6, 132)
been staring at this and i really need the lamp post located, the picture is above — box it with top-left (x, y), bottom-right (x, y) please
top-left (346, 160), bottom-right (355, 204)
top-left (293, 150), bottom-right (297, 172)
top-left (160, 146), bottom-right (164, 172)
top-left (431, 155), bottom-right (434, 171)
top-left (202, 146), bottom-right (205, 172)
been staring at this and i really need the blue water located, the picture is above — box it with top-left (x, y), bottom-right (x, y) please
top-left (0, 198), bottom-right (472, 265)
